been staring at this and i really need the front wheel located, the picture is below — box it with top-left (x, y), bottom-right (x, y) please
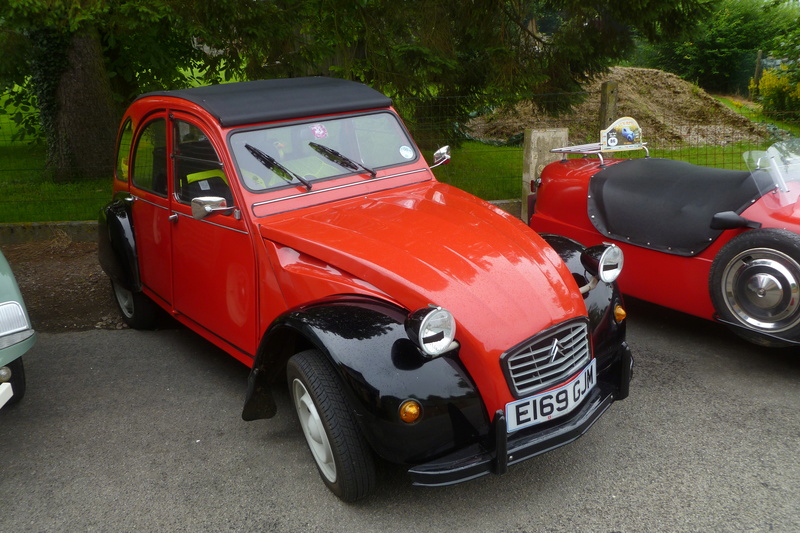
top-left (111, 280), bottom-right (158, 330)
top-left (287, 349), bottom-right (376, 502)
top-left (709, 229), bottom-right (800, 347)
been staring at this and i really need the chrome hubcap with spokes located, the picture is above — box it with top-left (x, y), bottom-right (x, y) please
top-left (722, 248), bottom-right (800, 332)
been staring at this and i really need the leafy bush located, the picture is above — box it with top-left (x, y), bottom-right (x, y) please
top-left (755, 67), bottom-right (800, 114)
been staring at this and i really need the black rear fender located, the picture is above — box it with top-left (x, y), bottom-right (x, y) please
top-left (98, 195), bottom-right (140, 291)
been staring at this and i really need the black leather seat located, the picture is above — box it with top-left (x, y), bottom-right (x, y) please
top-left (587, 158), bottom-right (773, 256)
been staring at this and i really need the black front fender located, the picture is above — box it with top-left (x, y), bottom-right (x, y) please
top-left (98, 194), bottom-right (140, 291)
top-left (242, 296), bottom-right (489, 465)
top-left (541, 234), bottom-right (627, 369)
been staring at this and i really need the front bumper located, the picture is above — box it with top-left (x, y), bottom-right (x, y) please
top-left (408, 343), bottom-right (632, 487)
top-left (0, 329), bottom-right (36, 367)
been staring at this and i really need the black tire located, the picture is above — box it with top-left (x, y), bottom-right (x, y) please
top-left (4, 356), bottom-right (26, 406)
top-left (111, 280), bottom-right (159, 330)
top-left (709, 229), bottom-right (800, 347)
top-left (286, 349), bottom-right (376, 502)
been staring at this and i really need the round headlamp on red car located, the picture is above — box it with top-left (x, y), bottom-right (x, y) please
top-left (405, 306), bottom-right (458, 358)
top-left (581, 243), bottom-right (624, 284)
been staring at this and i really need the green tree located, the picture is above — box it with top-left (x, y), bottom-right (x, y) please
top-left (634, 0), bottom-right (794, 94)
top-left (160, 0), bottom-right (718, 146)
top-left (0, 0), bottom-right (212, 180)
top-left (2, 0), bottom-right (715, 178)
top-left (759, 0), bottom-right (800, 112)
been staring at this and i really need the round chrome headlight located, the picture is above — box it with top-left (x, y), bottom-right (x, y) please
top-left (598, 244), bottom-right (624, 283)
top-left (581, 244), bottom-right (624, 284)
top-left (405, 306), bottom-right (457, 358)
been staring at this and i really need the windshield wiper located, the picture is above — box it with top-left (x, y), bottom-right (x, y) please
top-left (308, 142), bottom-right (376, 178)
top-left (245, 144), bottom-right (312, 191)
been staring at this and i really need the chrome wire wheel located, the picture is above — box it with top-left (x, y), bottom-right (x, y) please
top-left (291, 377), bottom-right (336, 483)
top-left (720, 247), bottom-right (800, 333)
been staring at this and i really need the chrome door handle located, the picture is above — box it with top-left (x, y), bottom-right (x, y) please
top-left (169, 214), bottom-right (179, 223)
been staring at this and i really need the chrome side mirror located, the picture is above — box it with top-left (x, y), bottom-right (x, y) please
top-left (430, 145), bottom-right (451, 168)
top-left (191, 196), bottom-right (234, 220)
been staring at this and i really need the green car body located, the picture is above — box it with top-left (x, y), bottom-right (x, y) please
top-left (0, 249), bottom-right (36, 408)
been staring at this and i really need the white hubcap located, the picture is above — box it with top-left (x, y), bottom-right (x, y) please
top-left (112, 282), bottom-right (135, 318)
top-left (292, 379), bottom-right (336, 482)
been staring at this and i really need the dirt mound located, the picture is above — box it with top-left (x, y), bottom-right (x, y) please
top-left (469, 67), bottom-right (768, 146)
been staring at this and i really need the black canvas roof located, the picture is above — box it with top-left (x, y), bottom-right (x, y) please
top-left (138, 77), bottom-right (393, 127)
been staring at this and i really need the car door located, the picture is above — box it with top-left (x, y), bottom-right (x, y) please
top-left (129, 115), bottom-right (173, 306)
top-left (168, 114), bottom-right (258, 357)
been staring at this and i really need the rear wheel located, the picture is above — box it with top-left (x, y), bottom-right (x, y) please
top-left (710, 229), bottom-right (800, 347)
top-left (111, 280), bottom-right (158, 330)
top-left (287, 349), bottom-right (376, 502)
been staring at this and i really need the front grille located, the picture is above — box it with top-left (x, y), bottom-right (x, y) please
top-left (502, 318), bottom-right (591, 398)
top-left (0, 302), bottom-right (27, 336)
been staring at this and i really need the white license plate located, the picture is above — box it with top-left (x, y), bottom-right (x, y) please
top-left (0, 382), bottom-right (12, 410)
top-left (506, 359), bottom-right (596, 433)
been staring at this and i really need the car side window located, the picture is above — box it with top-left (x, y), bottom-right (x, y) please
top-left (173, 120), bottom-right (232, 206)
top-left (115, 119), bottom-right (133, 183)
top-left (131, 119), bottom-right (168, 196)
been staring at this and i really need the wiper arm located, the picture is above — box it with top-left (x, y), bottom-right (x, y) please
top-left (245, 143), bottom-right (312, 191)
top-left (309, 142), bottom-right (376, 178)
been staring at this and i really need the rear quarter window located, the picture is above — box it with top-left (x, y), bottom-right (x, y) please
top-left (115, 119), bottom-right (133, 182)
top-left (131, 119), bottom-right (168, 196)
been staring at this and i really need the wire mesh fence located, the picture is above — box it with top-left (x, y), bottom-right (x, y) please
top-left (1, 88), bottom-right (798, 223)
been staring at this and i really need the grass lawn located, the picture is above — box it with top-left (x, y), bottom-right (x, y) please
top-left (615, 141), bottom-right (772, 170)
top-left (1, 98), bottom-right (110, 223)
top-left (431, 141), bottom-right (524, 201)
top-left (0, 143), bottom-right (109, 223)
top-left (715, 96), bottom-right (800, 137)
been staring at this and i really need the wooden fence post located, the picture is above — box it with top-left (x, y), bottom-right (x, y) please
top-left (522, 128), bottom-right (569, 223)
top-left (598, 80), bottom-right (618, 132)
top-left (751, 50), bottom-right (763, 99)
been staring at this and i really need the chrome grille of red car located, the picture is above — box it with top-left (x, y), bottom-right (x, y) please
top-left (503, 319), bottom-right (591, 398)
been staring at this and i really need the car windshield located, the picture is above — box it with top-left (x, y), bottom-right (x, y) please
top-left (229, 111), bottom-right (418, 192)
top-left (744, 139), bottom-right (800, 192)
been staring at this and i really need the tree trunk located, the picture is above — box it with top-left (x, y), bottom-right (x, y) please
top-left (50, 27), bottom-right (117, 182)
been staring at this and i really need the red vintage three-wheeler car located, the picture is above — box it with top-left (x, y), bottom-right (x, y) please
top-left (530, 117), bottom-right (800, 347)
top-left (99, 77), bottom-right (633, 501)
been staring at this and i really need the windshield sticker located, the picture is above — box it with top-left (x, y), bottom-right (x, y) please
top-left (399, 146), bottom-right (414, 159)
top-left (310, 124), bottom-right (328, 139)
